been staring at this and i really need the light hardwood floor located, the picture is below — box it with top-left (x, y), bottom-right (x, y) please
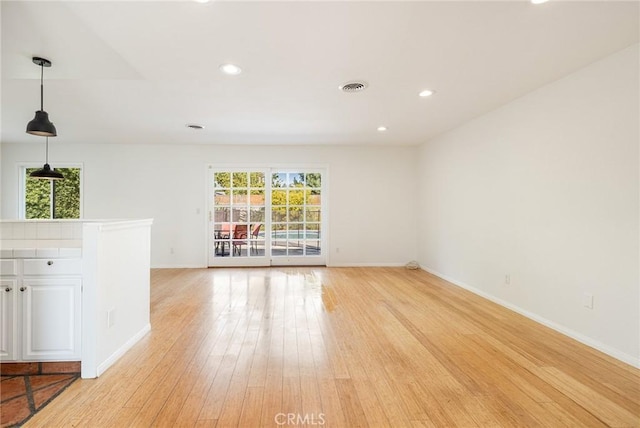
top-left (25, 267), bottom-right (640, 427)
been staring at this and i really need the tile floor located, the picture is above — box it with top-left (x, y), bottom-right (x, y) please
top-left (1, 362), bottom-right (80, 427)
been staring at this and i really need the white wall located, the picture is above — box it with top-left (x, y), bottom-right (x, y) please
top-left (82, 219), bottom-right (152, 378)
top-left (1, 143), bottom-right (418, 267)
top-left (417, 45), bottom-right (639, 366)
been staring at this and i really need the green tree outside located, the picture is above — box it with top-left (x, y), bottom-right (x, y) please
top-left (25, 168), bottom-right (81, 219)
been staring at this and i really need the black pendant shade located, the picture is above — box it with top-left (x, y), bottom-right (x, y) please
top-left (30, 137), bottom-right (64, 180)
top-left (27, 110), bottom-right (57, 136)
top-left (30, 163), bottom-right (64, 180)
top-left (26, 57), bottom-right (57, 137)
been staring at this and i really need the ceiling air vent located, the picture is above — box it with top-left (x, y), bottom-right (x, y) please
top-left (339, 81), bottom-right (368, 93)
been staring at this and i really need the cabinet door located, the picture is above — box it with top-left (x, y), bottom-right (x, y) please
top-left (21, 278), bottom-right (81, 360)
top-left (0, 279), bottom-right (17, 360)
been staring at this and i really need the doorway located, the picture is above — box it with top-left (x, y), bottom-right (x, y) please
top-left (208, 167), bottom-right (326, 266)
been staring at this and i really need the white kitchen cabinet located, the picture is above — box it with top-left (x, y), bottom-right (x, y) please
top-left (0, 258), bottom-right (82, 362)
top-left (21, 278), bottom-right (82, 360)
top-left (0, 278), bottom-right (17, 360)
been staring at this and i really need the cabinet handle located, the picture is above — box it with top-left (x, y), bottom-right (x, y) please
top-left (47, 260), bottom-right (54, 266)
top-left (20, 287), bottom-right (27, 292)
top-left (4, 287), bottom-right (11, 292)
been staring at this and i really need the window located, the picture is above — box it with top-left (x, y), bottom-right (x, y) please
top-left (21, 166), bottom-right (82, 219)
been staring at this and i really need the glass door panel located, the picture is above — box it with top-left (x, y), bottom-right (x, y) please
top-left (210, 169), bottom-right (268, 266)
top-left (269, 171), bottom-right (324, 264)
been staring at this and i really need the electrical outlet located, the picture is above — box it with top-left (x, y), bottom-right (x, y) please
top-left (107, 308), bottom-right (116, 328)
top-left (505, 274), bottom-right (511, 285)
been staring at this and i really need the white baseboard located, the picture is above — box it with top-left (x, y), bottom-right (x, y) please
top-left (153, 263), bottom-right (408, 268)
top-left (421, 266), bottom-right (640, 369)
top-left (151, 264), bottom-right (206, 269)
top-left (96, 323), bottom-right (151, 377)
top-left (328, 262), bottom-right (406, 267)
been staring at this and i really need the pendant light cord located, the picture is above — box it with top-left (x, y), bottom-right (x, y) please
top-left (40, 63), bottom-right (44, 111)
top-left (45, 137), bottom-right (49, 163)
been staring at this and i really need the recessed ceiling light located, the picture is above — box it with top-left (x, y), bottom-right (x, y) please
top-left (377, 126), bottom-right (388, 132)
top-left (419, 89), bottom-right (435, 98)
top-left (194, 0), bottom-right (210, 3)
top-left (219, 63), bottom-right (242, 75)
top-left (186, 124), bottom-right (204, 130)
top-left (531, 0), bottom-right (549, 4)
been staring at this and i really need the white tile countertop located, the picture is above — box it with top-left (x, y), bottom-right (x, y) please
top-left (0, 240), bottom-right (82, 258)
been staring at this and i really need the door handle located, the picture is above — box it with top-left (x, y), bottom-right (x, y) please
top-left (20, 287), bottom-right (27, 292)
top-left (4, 287), bottom-right (12, 292)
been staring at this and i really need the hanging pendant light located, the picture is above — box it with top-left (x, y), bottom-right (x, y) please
top-left (30, 137), bottom-right (64, 180)
top-left (26, 57), bottom-right (57, 137)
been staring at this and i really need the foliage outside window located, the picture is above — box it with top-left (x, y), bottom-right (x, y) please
top-left (25, 167), bottom-right (81, 219)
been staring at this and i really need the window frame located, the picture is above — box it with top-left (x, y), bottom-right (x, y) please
top-left (18, 162), bottom-right (84, 220)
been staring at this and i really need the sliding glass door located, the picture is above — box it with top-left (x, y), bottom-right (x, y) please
top-left (208, 167), bottom-right (325, 266)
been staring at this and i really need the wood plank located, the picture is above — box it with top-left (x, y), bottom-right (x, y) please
top-left (237, 386), bottom-right (264, 427)
top-left (316, 377), bottom-right (348, 427)
top-left (334, 378), bottom-right (368, 427)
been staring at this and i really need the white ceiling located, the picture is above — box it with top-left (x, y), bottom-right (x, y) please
top-left (1, 0), bottom-right (638, 147)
